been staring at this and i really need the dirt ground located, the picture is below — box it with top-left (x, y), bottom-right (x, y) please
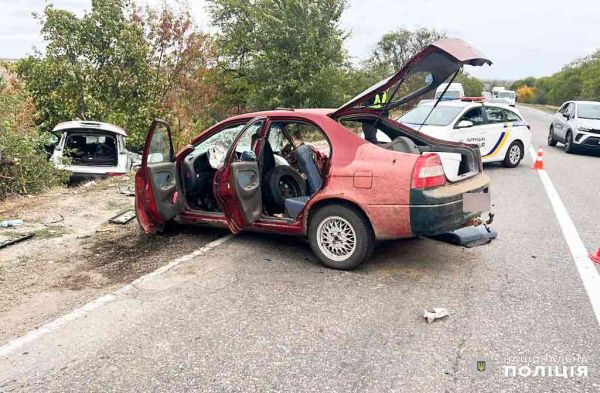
top-left (0, 177), bottom-right (222, 342)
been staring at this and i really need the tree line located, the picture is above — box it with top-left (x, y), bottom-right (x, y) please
top-left (1, 0), bottom-right (483, 196)
top-left (512, 50), bottom-right (600, 106)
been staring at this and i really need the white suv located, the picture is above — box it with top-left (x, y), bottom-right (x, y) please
top-left (50, 121), bottom-right (137, 180)
top-left (549, 101), bottom-right (600, 153)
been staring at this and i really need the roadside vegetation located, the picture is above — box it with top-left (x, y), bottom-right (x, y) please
top-left (2, 0), bottom-right (484, 199)
top-left (511, 50), bottom-right (600, 105)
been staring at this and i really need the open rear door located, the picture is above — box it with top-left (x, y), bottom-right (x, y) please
top-left (214, 119), bottom-right (264, 233)
top-left (135, 119), bottom-right (184, 234)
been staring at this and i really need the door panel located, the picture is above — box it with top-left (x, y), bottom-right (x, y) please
top-left (147, 161), bottom-right (182, 220)
top-left (230, 161), bottom-right (262, 224)
top-left (135, 119), bottom-right (183, 233)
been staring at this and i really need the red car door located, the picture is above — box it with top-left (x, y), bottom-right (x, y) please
top-left (214, 119), bottom-right (265, 233)
top-left (135, 119), bottom-right (184, 234)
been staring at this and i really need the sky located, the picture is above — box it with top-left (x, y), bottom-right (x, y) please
top-left (1, 0), bottom-right (599, 80)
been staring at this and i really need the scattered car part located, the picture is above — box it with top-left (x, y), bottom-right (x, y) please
top-left (42, 215), bottom-right (64, 226)
top-left (431, 225), bottom-right (497, 248)
top-left (117, 185), bottom-right (135, 196)
top-left (285, 196), bottom-right (310, 219)
top-left (108, 210), bottom-right (136, 225)
top-left (0, 219), bottom-right (24, 228)
top-left (0, 233), bottom-right (34, 249)
top-left (423, 308), bottom-right (450, 324)
top-left (263, 166), bottom-right (306, 214)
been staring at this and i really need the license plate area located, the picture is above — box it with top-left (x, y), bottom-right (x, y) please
top-left (463, 192), bottom-right (491, 212)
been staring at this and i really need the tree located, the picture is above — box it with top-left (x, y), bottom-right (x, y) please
top-left (364, 27), bottom-right (446, 79)
top-left (516, 85), bottom-right (535, 103)
top-left (17, 0), bottom-right (219, 146)
top-left (18, 0), bottom-right (154, 144)
top-left (455, 72), bottom-right (484, 97)
top-left (209, 0), bottom-right (348, 111)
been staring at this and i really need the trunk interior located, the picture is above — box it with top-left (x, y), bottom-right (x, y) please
top-left (340, 116), bottom-right (481, 182)
top-left (64, 131), bottom-right (118, 167)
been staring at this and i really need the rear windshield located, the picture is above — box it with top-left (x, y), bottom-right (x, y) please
top-left (434, 90), bottom-right (461, 100)
top-left (577, 103), bottom-right (600, 120)
top-left (399, 105), bottom-right (463, 127)
top-left (498, 91), bottom-right (515, 98)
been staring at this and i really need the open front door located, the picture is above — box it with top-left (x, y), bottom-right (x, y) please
top-left (135, 119), bottom-right (184, 234)
top-left (214, 119), bottom-right (265, 233)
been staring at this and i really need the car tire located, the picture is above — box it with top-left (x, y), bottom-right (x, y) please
top-left (564, 131), bottom-right (575, 154)
top-left (548, 126), bottom-right (557, 147)
top-left (264, 166), bottom-right (307, 214)
top-left (309, 204), bottom-right (374, 270)
top-left (502, 141), bottom-right (523, 168)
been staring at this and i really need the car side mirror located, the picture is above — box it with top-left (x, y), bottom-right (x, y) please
top-left (240, 150), bottom-right (256, 162)
top-left (456, 120), bottom-right (474, 129)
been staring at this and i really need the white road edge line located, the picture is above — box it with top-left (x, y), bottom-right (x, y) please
top-left (0, 233), bottom-right (234, 358)
top-left (528, 147), bottom-right (600, 326)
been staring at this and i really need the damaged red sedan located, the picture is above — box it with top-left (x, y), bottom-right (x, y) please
top-left (135, 38), bottom-right (493, 270)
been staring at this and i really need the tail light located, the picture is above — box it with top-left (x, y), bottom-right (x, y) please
top-left (106, 172), bottom-right (125, 177)
top-left (411, 153), bottom-right (447, 189)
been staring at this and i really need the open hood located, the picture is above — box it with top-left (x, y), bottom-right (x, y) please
top-left (331, 38), bottom-right (492, 118)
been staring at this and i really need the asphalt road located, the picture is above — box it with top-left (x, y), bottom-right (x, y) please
top-left (1, 105), bottom-right (599, 392)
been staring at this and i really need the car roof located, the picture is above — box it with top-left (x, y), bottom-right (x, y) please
top-left (419, 100), bottom-right (516, 110)
top-left (52, 121), bottom-right (127, 137)
top-left (225, 108), bottom-right (335, 122)
top-left (572, 100), bottom-right (600, 105)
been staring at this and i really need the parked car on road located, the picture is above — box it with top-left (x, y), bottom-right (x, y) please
top-left (50, 121), bottom-right (137, 180)
top-left (135, 38), bottom-right (493, 270)
top-left (549, 101), bottom-right (600, 153)
top-left (398, 99), bottom-right (531, 168)
top-left (496, 90), bottom-right (516, 106)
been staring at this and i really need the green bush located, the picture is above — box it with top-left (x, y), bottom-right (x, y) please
top-left (0, 70), bottom-right (69, 198)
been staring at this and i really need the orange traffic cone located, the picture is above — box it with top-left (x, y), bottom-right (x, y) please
top-left (532, 146), bottom-right (544, 170)
top-left (590, 247), bottom-right (600, 264)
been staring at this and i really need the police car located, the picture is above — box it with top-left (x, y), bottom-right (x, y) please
top-left (397, 99), bottom-right (531, 167)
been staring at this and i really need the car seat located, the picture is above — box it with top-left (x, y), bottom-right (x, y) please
top-left (384, 136), bottom-right (421, 154)
top-left (294, 144), bottom-right (323, 195)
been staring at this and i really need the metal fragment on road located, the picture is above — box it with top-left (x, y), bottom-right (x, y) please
top-left (117, 185), bottom-right (135, 197)
top-left (423, 308), bottom-right (450, 324)
top-left (0, 233), bottom-right (34, 249)
top-left (108, 210), bottom-right (136, 225)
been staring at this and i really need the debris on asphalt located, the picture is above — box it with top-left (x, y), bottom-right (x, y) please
top-left (108, 210), bottom-right (136, 225)
top-left (0, 233), bottom-right (34, 249)
top-left (430, 225), bottom-right (497, 248)
top-left (423, 308), bottom-right (450, 324)
top-left (0, 219), bottom-right (24, 228)
top-left (42, 214), bottom-right (64, 226)
top-left (117, 185), bottom-right (135, 197)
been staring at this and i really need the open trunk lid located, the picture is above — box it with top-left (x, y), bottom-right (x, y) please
top-left (331, 38), bottom-right (491, 118)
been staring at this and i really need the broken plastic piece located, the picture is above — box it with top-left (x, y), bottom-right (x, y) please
top-left (0, 219), bottom-right (24, 228)
top-left (108, 210), bottom-right (136, 225)
top-left (423, 308), bottom-right (450, 324)
top-left (431, 225), bottom-right (497, 248)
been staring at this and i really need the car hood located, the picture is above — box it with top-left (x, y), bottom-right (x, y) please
top-left (331, 38), bottom-right (491, 118)
top-left (577, 118), bottom-right (600, 130)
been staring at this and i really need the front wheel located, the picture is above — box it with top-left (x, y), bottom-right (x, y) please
top-left (309, 204), bottom-right (374, 270)
top-left (502, 141), bottom-right (523, 168)
top-left (548, 126), bottom-right (557, 147)
top-left (564, 132), bottom-right (575, 154)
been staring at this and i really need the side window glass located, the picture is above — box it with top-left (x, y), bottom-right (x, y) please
top-left (148, 124), bottom-right (172, 163)
top-left (459, 107), bottom-right (485, 126)
top-left (234, 121), bottom-right (264, 159)
top-left (284, 122), bottom-right (330, 157)
top-left (267, 123), bottom-right (289, 153)
top-left (566, 104), bottom-right (575, 117)
top-left (503, 109), bottom-right (521, 122)
top-left (485, 107), bottom-right (505, 123)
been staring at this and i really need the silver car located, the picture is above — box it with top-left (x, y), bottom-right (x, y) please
top-left (549, 101), bottom-right (600, 153)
